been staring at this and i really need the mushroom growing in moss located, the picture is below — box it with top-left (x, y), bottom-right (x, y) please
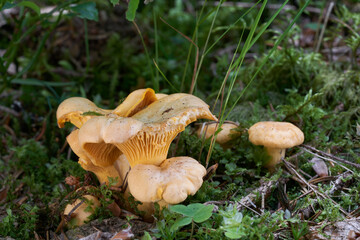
top-left (248, 121), bottom-right (304, 169)
top-left (64, 194), bottom-right (100, 227)
top-left (195, 121), bottom-right (239, 148)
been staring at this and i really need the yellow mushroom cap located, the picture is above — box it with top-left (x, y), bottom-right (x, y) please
top-left (132, 93), bottom-right (217, 131)
top-left (57, 97), bottom-right (110, 128)
top-left (248, 121), bottom-right (304, 149)
top-left (127, 157), bottom-right (206, 204)
top-left (77, 116), bottom-right (143, 167)
top-left (155, 93), bottom-right (168, 99)
top-left (196, 122), bottom-right (239, 145)
top-left (63, 194), bottom-right (100, 227)
top-left (112, 88), bottom-right (158, 117)
top-left (56, 88), bottom-right (159, 128)
top-left (111, 93), bottom-right (218, 167)
top-left (59, 91), bottom-right (217, 168)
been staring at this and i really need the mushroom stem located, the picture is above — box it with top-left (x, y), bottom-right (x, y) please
top-left (79, 158), bottom-right (122, 186)
top-left (264, 147), bottom-right (285, 169)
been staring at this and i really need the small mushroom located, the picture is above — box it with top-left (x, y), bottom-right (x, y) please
top-left (195, 121), bottom-right (239, 147)
top-left (248, 121), bottom-right (304, 169)
top-left (64, 194), bottom-right (100, 227)
top-left (127, 157), bottom-right (206, 205)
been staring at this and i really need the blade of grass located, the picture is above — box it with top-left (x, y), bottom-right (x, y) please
top-left (9, 78), bottom-right (75, 87)
top-left (190, 0), bottom-right (223, 94)
top-left (211, 27), bottom-right (245, 113)
top-left (204, 0), bottom-right (262, 56)
top-left (218, 0), bottom-right (290, 74)
top-left (205, 0), bottom-right (269, 167)
top-left (160, 17), bottom-right (199, 94)
top-left (133, 21), bottom-right (157, 91)
top-left (220, 0), bottom-right (268, 121)
top-left (180, 0), bottom-right (208, 92)
top-left (84, 19), bottom-right (90, 76)
top-left (153, 59), bottom-right (179, 92)
top-left (224, 0), bottom-right (311, 121)
top-left (154, 10), bottom-right (159, 91)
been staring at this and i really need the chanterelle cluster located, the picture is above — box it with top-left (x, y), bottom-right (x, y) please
top-left (56, 88), bottom-right (217, 223)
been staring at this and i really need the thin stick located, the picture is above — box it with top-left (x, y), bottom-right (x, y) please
top-left (301, 147), bottom-right (353, 173)
top-left (160, 17), bottom-right (199, 94)
top-left (282, 159), bottom-right (350, 217)
top-left (300, 144), bottom-right (360, 170)
top-left (0, 105), bottom-right (21, 117)
top-left (315, 1), bottom-right (335, 52)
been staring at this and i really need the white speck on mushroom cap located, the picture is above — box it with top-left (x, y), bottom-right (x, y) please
top-left (248, 121), bottom-right (304, 149)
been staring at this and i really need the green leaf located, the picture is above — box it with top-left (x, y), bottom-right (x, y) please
top-left (141, 231), bottom-right (152, 240)
top-left (1, 2), bottom-right (16, 11)
top-left (224, 228), bottom-right (244, 239)
top-left (82, 111), bottom-right (104, 116)
top-left (9, 78), bottom-right (75, 87)
top-left (109, 0), bottom-right (120, 6)
top-left (170, 204), bottom-right (214, 223)
top-left (71, 2), bottom-right (99, 21)
top-left (125, 0), bottom-right (139, 21)
top-left (192, 204), bottom-right (214, 223)
top-left (170, 217), bottom-right (192, 233)
top-left (170, 204), bottom-right (192, 216)
top-left (17, 1), bottom-right (40, 15)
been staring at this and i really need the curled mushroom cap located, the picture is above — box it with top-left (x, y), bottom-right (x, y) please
top-left (127, 157), bottom-right (206, 204)
top-left (76, 93), bottom-right (217, 167)
top-left (77, 116), bottom-right (143, 167)
top-left (64, 194), bottom-right (100, 227)
top-left (248, 121), bottom-right (304, 169)
top-left (57, 97), bottom-right (110, 128)
top-left (196, 122), bottom-right (239, 147)
top-left (107, 93), bottom-right (217, 166)
top-left (67, 130), bottom-right (123, 186)
top-left (56, 88), bottom-right (159, 128)
top-left (112, 88), bottom-right (158, 117)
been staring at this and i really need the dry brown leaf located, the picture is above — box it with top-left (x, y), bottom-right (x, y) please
top-left (311, 157), bottom-right (328, 177)
top-left (110, 225), bottom-right (134, 240)
top-left (65, 175), bottom-right (80, 186)
top-left (0, 185), bottom-right (8, 203)
top-left (107, 201), bottom-right (121, 217)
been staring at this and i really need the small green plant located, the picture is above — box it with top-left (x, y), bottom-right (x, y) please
top-left (290, 221), bottom-right (309, 240)
top-left (219, 205), bottom-right (287, 239)
top-left (155, 203), bottom-right (214, 239)
top-left (0, 204), bottom-right (39, 239)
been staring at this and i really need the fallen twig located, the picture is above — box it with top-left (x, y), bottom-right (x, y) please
top-left (204, 179), bottom-right (279, 213)
top-left (300, 144), bottom-right (360, 170)
top-left (0, 105), bottom-right (21, 117)
top-left (282, 159), bottom-right (351, 217)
